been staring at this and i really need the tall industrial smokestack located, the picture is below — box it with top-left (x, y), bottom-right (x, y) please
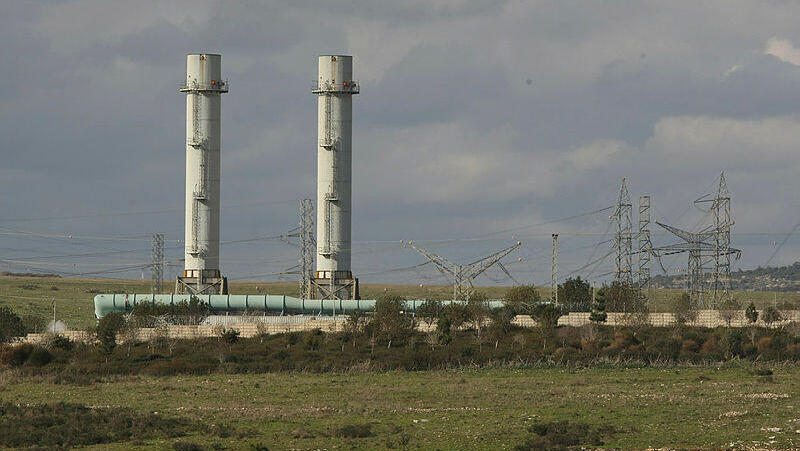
top-left (177, 53), bottom-right (228, 294)
top-left (311, 55), bottom-right (359, 299)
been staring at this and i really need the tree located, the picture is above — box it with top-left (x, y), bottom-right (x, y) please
top-left (529, 303), bottom-right (565, 329)
top-left (415, 300), bottom-right (443, 329)
top-left (718, 297), bottom-right (742, 327)
top-left (671, 293), bottom-right (699, 326)
top-left (96, 313), bottom-right (126, 355)
top-left (558, 277), bottom-right (592, 311)
top-left (745, 302), bottom-right (759, 324)
top-left (597, 281), bottom-right (642, 313)
top-left (20, 314), bottom-right (46, 334)
top-left (503, 285), bottom-right (541, 315)
top-left (589, 291), bottom-right (607, 324)
top-left (0, 306), bottom-right (26, 343)
top-left (371, 294), bottom-right (413, 347)
top-left (761, 306), bottom-right (783, 326)
top-left (466, 292), bottom-right (490, 349)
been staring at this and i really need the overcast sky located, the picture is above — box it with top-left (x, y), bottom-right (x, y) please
top-left (2, 0), bottom-right (800, 286)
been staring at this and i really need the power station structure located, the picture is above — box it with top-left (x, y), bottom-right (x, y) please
top-left (176, 53), bottom-right (228, 295)
top-left (310, 55), bottom-right (359, 300)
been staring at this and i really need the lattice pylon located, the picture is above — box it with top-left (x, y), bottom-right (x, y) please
top-left (151, 233), bottom-right (164, 294)
top-left (299, 199), bottom-right (315, 299)
top-left (614, 178), bottom-right (633, 286)
top-left (637, 196), bottom-right (652, 305)
top-left (711, 172), bottom-right (732, 306)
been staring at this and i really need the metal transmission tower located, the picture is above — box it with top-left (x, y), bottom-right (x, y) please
top-left (151, 233), bottom-right (164, 294)
top-left (652, 220), bottom-right (740, 308)
top-left (637, 196), bottom-right (652, 303)
top-left (551, 234), bottom-right (558, 303)
top-left (695, 172), bottom-right (736, 304)
top-left (652, 222), bottom-right (714, 306)
top-left (298, 199), bottom-right (315, 299)
top-left (404, 241), bottom-right (522, 301)
top-left (613, 178), bottom-right (633, 285)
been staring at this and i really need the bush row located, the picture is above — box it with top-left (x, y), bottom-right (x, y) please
top-left (2, 323), bottom-right (799, 378)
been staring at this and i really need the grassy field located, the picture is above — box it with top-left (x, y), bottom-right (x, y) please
top-left (0, 365), bottom-right (797, 449)
top-left (1, 274), bottom-right (799, 331)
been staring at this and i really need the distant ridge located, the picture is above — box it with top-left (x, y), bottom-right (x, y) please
top-left (652, 262), bottom-right (800, 292)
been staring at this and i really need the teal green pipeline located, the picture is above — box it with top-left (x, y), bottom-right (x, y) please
top-left (93, 294), bottom-right (507, 318)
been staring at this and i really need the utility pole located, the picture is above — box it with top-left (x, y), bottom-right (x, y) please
top-left (151, 233), bottom-right (164, 294)
top-left (551, 234), bottom-right (558, 304)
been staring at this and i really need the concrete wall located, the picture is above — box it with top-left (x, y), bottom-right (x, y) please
top-left (18, 310), bottom-right (800, 344)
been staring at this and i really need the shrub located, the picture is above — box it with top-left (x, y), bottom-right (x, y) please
top-left (720, 328), bottom-right (745, 358)
top-left (745, 302), bottom-right (758, 324)
top-left (671, 293), bottom-right (698, 326)
top-left (0, 402), bottom-right (194, 448)
top-left (26, 346), bottom-right (53, 366)
top-left (173, 441), bottom-right (206, 451)
top-left (0, 307), bottom-right (26, 343)
top-left (220, 328), bottom-right (240, 344)
top-left (756, 337), bottom-right (772, 354)
top-left (681, 339), bottom-right (699, 354)
top-left (335, 423), bottom-right (373, 438)
top-left (516, 421), bottom-right (615, 450)
top-left (761, 306), bottom-right (783, 326)
top-left (0, 343), bottom-right (34, 366)
top-left (46, 334), bottom-right (73, 351)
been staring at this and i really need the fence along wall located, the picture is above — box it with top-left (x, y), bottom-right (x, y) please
top-left (19, 310), bottom-right (800, 344)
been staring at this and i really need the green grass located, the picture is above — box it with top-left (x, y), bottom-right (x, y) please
top-left (0, 365), bottom-right (798, 449)
top-left (1, 275), bottom-right (798, 331)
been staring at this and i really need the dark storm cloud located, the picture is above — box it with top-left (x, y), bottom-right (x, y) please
top-left (2, 0), bottom-right (800, 283)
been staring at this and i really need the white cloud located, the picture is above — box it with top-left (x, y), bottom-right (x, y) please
top-left (764, 37), bottom-right (800, 66)
top-left (644, 115), bottom-right (800, 170)
top-left (566, 140), bottom-right (631, 171)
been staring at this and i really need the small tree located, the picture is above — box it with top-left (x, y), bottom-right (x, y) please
top-left (96, 313), bottom-right (126, 356)
top-left (503, 285), bottom-right (541, 315)
top-left (558, 277), bottom-right (592, 311)
top-left (20, 314), bottom-right (46, 334)
top-left (599, 281), bottom-right (642, 313)
top-left (0, 307), bottom-right (26, 343)
top-left (529, 303), bottom-right (565, 329)
top-left (761, 306), bottom-right (783, 327)
top-left (745, 302), bottom-right (759, 324)
top-left (671, 293), bottom-right (699, 326)
top-left (372, 294), bottom-right (413, 348)
top-left (466, 292), bottom-right (490, 349)
top-left (589, 291), bottom-right (607, 324)
top-left (416, 300), bottom-right (443, 330)
top-left (718, 297), bottom-right (741, 327)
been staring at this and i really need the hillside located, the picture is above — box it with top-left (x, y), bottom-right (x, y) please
top-left (652, 261), bottom-right (800, 292)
